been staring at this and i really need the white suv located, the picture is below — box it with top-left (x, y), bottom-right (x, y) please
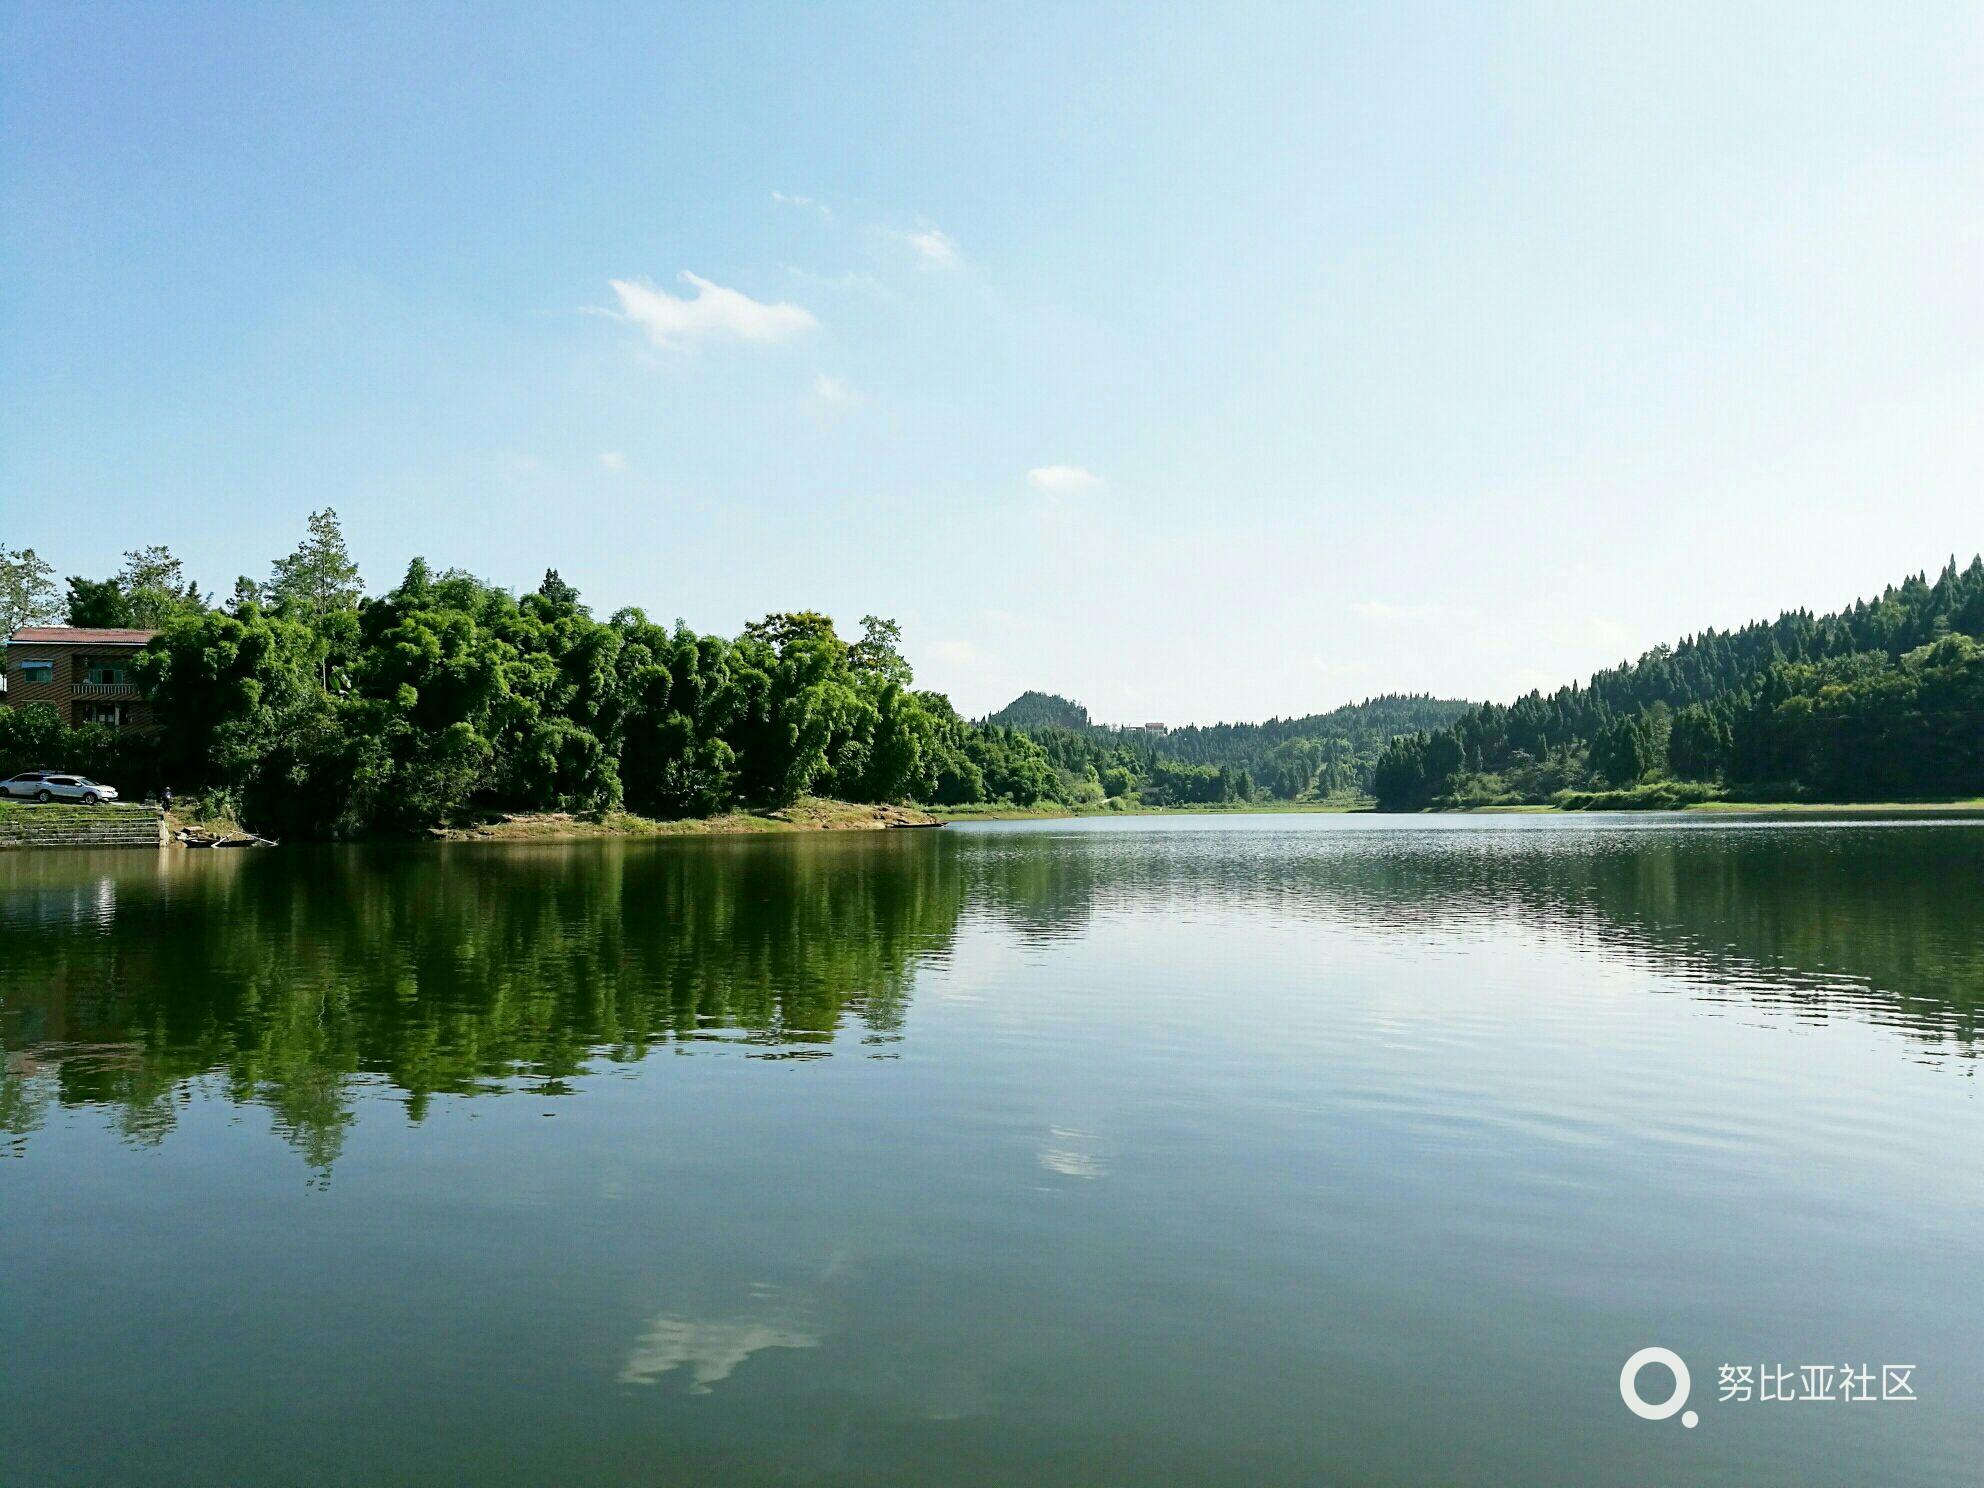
top-left (0, 772), bottom-right (121, 804)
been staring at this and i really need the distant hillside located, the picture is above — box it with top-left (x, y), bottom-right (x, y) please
top-left (987, 690), bottom-right (1092, 731)
top-left (1374, 556), bottom-right (1984, 809)
top-left (1134, 694), bottom-right (1474, 797)
top-left (983, 691), bottom-right (1474, 802)
top-left (1155, 695), bottom-right (1476, 762)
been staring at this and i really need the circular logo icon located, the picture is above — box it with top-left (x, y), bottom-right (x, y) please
top-left (1620, 1347), bottom-right (1698, 1428)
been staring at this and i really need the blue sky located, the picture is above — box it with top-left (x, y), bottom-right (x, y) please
top-left (4, 2), bottom-right (1980, 721)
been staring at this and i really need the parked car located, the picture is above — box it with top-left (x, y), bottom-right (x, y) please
top-left (0, 772), bottom-right (120, 804)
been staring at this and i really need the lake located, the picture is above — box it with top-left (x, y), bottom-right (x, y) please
top-left (2, 815), bottom-right (1980, 1486)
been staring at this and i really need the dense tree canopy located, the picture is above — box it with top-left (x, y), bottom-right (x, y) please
top-left (65, 546), bottom-right (208, 629)
top-left (0, 516), bottom-right (1129, 835)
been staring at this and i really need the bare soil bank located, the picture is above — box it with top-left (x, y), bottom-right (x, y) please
top-left (433, 797), bottom-right (942, 841)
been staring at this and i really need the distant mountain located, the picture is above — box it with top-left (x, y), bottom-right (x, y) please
top-left (1133, 695), bottom-right (1476, 796)
top-left (987, 690), bottom-right (1092, 731)
top-left (984, 691), bottom-right (1475, 801)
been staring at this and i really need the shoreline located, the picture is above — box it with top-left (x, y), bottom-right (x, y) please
top-left (1449, 798), bottom-right (1984, 819)
top-left (203, 794), bottom-right (1984, 844)
top-left (1683, 799), bottom-right (1984, 817)
top-left (930, 798), bottom-right (1373, 823)
top-left (434, 798), bottom-right (1374, 840)
top-left (18, 794), bottom-right (1981, 852)
top-left (430, 797), bottom-right (943, 842)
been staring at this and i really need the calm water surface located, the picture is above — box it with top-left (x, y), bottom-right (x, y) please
top-left (2, 815), bottom-right (1981, 1486)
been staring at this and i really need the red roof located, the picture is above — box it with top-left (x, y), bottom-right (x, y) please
top-left (8, 627), bottom-right (159, 646)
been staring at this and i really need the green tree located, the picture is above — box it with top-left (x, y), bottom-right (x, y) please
top-left (66, 574), bottom-right (133, 626)
top-left (118, 546), bottom-right (207, 627)
top-left (268, 509), bottom-right (363, 687)
top-left (268, 509), bottom-right (362, 618)
top-left (1, 547), bottom-right (61, 632)
top-left (64, 548), bottom-right (205, 628)
top-left (614, 615), bottom-right (740, 818)
top-left (528, 568), bottom-right (586, 621)
top-left (134, 604), bottom-right (322, 787)
top-left (726, 618), bottom-right (866, 806)
top-left (851, 614), bottom-right (914, 689)
top-left (855, 684), bottom-right (937, 801)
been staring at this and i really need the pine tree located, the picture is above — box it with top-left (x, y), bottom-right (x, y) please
top-left (268, 509), bottom-right (362, 621)
top-left (268, 509), bottom-right (363, 687)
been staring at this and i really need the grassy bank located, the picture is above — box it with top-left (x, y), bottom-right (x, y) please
top-left (432, 796), bottom-right (941, 842)
top-left (1683, 798), bottom-right (1984, 817)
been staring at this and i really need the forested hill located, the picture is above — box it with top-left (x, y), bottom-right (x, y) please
top-left (1156, 695), bottom-right (1475, 771)
top-left (1374, 556), bottom-right (1984, 809)
top-left (986, 691), bottom-right (1091, 730)
top-left (987, 692), bottom-right (1473, 802)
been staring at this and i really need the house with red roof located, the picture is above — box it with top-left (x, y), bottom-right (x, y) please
top-left (2, 627), bottom-right (159, 732)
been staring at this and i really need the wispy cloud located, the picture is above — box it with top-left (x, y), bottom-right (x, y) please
top-left (903, 226), bottom-right (963, 270)
top-left (606, 273), bottom-right (817, 349)
top-left (771, 190), bottom-right (830, 220)
top-left (930, 638), bottom-right (988, 667)
top-left (812, 372), bottom-right (857, 406)
top-left (598, 451), bottom-right (628, 472)
top-left (1027, 465), bottom-right (1103, 495)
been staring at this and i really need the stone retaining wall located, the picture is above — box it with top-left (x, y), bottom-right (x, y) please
top-left (0, 804), bottom-right (166, 850)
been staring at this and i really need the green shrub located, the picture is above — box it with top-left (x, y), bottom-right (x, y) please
top-left (1553, 781), bottom-right (1721, 811)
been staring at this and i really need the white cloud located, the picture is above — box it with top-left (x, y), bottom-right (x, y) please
top-left (598, 450), bottom-right (627, 472)
top-left (904, 226), bottom-right (963, 270)
top-left (1027, 465), bottom-right (1104, 495)
top-left (607, 273), bottom-right (817, 349)
top-left (813, 372), bottom-right (853, 405)
top-left (771, 190), bottom-right (830, 219)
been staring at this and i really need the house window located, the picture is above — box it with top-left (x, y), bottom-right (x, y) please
top-left (19, 661), bottom-right (53, 684)
top-left (84, 660), bottom-right (131, 685)
top-left (77, 702), bottom-right (124, 727)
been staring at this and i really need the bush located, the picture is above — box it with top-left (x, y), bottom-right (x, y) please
top-left (1553, 781), bottom-right (1721, 811)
